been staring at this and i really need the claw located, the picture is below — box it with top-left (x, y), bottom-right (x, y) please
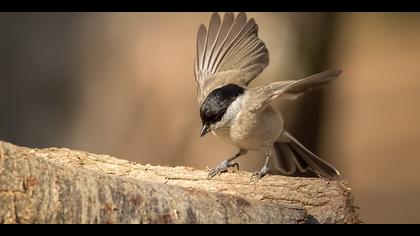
top-left (250, 172), bottom-right (261, 183)
top-left (207, 168), bottom-right (222, 180)
top-left (207, 160), bottom-right (239, 180)
top-left (250, 166), bottom-right (270, 183)
top-left (207, 164), bottom-right (226, 180)
top-left (231, 162), bottom-right (240, 171)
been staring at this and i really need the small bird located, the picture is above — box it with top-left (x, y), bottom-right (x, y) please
top-left (194, 12), bottom-right (341, 181)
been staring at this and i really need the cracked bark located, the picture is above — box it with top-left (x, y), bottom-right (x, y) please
top-left (0, 141), bottom-right (359, 224)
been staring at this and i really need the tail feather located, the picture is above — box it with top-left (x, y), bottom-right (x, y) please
top-left (272, 141), bottom-right (297, 175)
top-left (273, 131), bottom-right (341, 180)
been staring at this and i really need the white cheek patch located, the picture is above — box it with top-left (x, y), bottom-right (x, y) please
top-left (221, 94), bottom-right (245, 125)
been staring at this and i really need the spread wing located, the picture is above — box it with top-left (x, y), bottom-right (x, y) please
top-left (247, 69), bottom-right (342, 112)
top-left (194, 12), bottom-right (269, 105)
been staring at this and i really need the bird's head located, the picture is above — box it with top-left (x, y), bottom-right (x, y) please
top-left (199, 83), bottom-right (245, 137)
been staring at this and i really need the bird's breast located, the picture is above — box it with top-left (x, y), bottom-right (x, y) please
top-left (214, 105), bottom-right (284, 150)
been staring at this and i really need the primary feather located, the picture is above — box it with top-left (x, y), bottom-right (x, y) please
top-left (247, 69), bottom-right (342, 112)
top-left (194, 12), bottom-right (269, 105)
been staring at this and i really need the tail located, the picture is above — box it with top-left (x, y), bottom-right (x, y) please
top-left (272, 130), bottom-right (341, 180)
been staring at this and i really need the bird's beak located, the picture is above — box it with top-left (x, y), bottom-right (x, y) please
top-left (199, 124), bottom-right (210, 137)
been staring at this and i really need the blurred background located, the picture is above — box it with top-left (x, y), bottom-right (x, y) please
top-left (1, 12), bottom-right (420, 223)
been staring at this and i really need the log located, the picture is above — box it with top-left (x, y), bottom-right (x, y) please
top-left (0, 141), bottom-right (359, 224)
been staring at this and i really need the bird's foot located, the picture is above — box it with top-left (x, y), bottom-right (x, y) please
top-left (207, 160), bottom-right (239, 180)
top-left (250, 166), bottom-right (270, 183)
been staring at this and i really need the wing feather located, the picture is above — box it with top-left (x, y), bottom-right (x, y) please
top-left (195, 24), bottom-right (207, 79)
top-left (194, 12), bottom-right (269, 104)
top-left (211, 12), bottom-right (248, 74)
top-left (203, 13), bottom-right (221, 70)
top-left (247, 69), bottom-right (342, 112)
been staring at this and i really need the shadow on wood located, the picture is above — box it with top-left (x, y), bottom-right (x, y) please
top-left (0, 141), bottom-right (359, 224)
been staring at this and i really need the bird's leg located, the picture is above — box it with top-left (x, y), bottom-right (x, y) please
top-left (251, 148), bottom-right (272, 182)
top-left (208, 149), bottom-right (247, 180)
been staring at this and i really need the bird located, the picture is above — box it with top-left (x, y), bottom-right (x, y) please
top-left (194, 12), bottom-right (342, 182)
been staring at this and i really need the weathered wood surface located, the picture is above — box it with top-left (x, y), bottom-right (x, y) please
top-left (0, 141), bottom-right (359, 224)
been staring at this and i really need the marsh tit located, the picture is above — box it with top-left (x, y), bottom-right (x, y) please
top-left (194, 12), bottom-right (341, 181)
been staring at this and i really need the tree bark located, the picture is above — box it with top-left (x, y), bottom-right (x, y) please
top-left (0, 141), bottom-right (359, 224)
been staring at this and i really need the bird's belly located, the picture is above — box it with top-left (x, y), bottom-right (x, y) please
top-left (214, 106), bottom-right (283, 150)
